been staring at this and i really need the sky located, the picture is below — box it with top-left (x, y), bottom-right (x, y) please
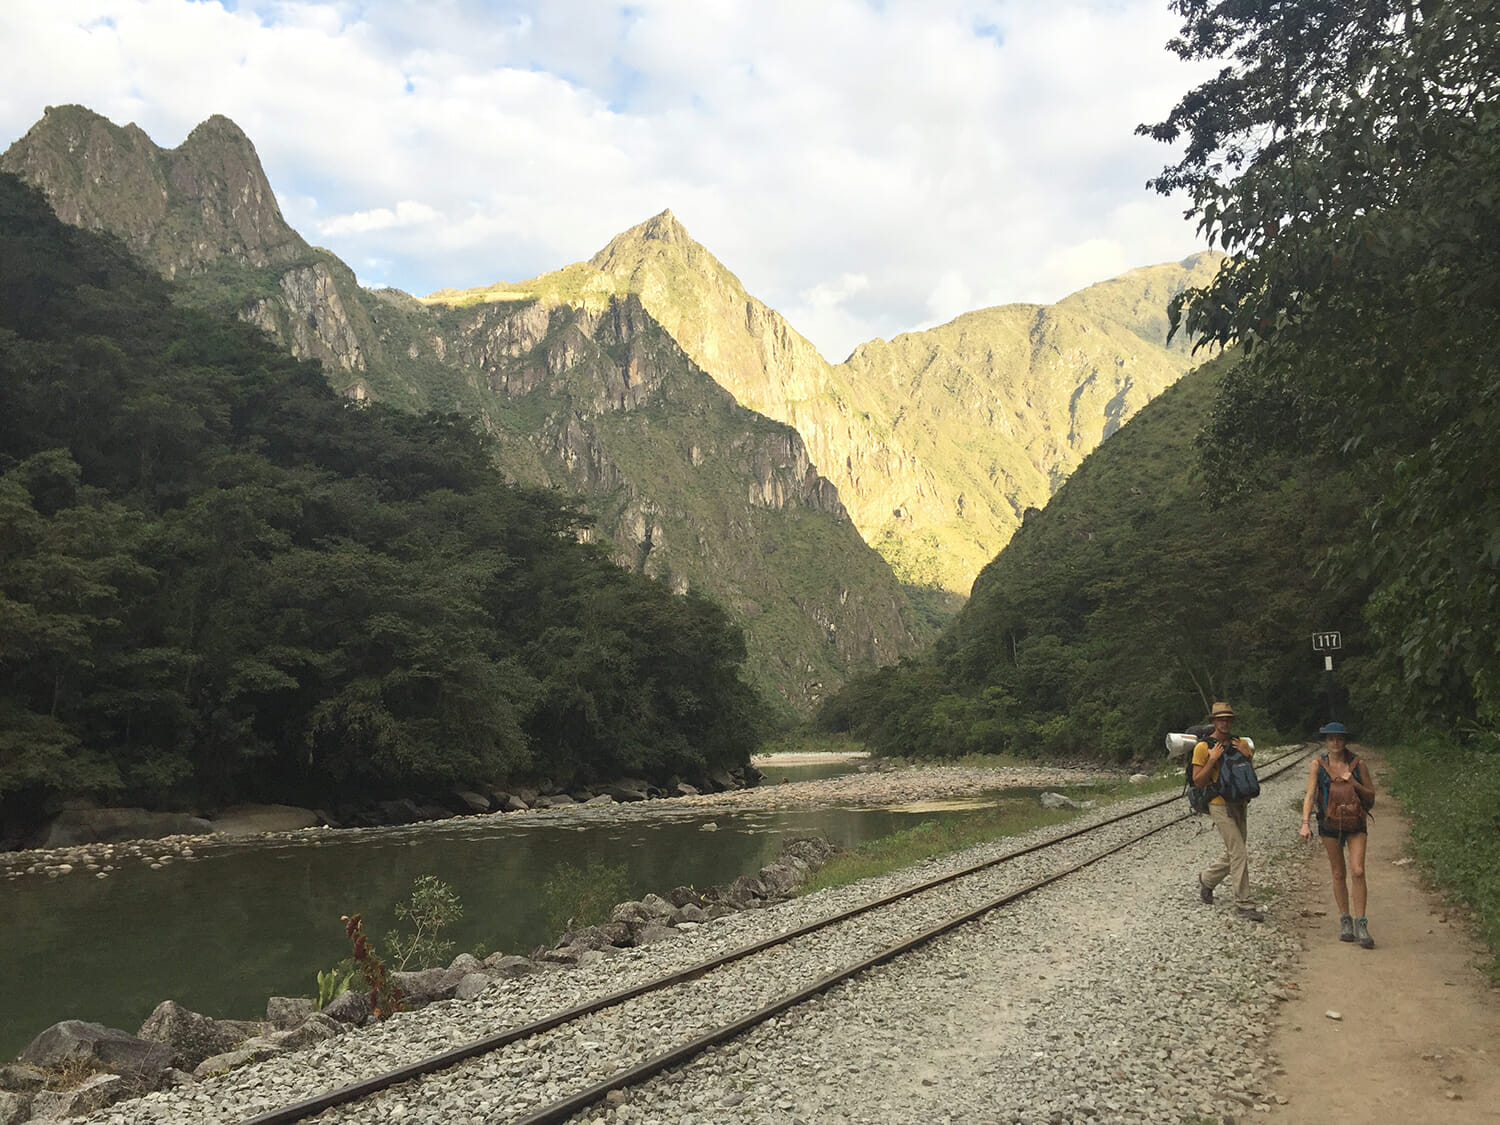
top-left (1, 0), bottom-right (1216, 362)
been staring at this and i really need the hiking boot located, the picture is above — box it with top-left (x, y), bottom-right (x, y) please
top-left (1339, 914), bottom-right (1356, 942)
top-left (1355, 917), bottom-right (1375, 949)
top-left (1198, 877), bottom-right (1214, 905)
top-left (1235, 906), bottom-right (1265, 922)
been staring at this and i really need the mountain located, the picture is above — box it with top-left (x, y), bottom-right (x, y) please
top-left (819, 356), bottom-right (1377, 760)
top-left (439, 210), bottom-right (1221, 593)
top-left (2, 106), bottom-right (926, 717)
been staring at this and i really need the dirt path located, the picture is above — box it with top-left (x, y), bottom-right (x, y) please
top-left (1270, 751), bottom-right (1500, 1122)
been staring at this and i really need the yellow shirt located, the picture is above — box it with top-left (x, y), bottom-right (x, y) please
top-left (1192, 737), bottom-right (1252, 806)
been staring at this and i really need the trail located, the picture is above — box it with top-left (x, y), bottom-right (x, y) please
top-left (1270, 751), bottom-right (1500, 1122)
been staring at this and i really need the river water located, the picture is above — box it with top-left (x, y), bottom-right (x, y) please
top-left (0, 761), bottom-right (1079, 1060)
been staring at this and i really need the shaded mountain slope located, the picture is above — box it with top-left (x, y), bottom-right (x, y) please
top-left (2, 107), bottom-right (926, 715)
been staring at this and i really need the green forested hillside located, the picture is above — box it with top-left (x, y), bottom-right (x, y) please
top-left (824, 0), bottom-right (1499, 761)
top-left (0, 174), bottom-right (769, 840)
top-left (819, 357), bottom-right (1376, 760)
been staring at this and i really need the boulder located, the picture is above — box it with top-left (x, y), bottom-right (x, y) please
top-left (1039, 791), bottom-right (1083, 810)
top-left (758, 863), bottom-right (802, 898)
top-left (320, 989), bottom-right (371, 1025)
top-left (637, 893), bottom-right (676, 923)
top-left (264, 1013), bottom-right (341, 1051)
top-left (481, 954), bottom-right (536, 978)
top-left (723, 874), bottom-right (768, 909)
top-left (191, 1038), bottom-right (283, 1080)
top-left (453, 973), bottom-right (495, 1001)
top-left (671, 902), bottom-right (709, 924)
top-left (27, 1073), bottom-right (127, 1119)
top-left (780, 836), bottom-right (836, 867)
top-left (492, 792), bottom-right (529, 812)
top-left (673, 782), bottom-right (701, 797)
top-left (266, 996), bottom-right (316, 1030)
top-left (37, 808), bottom-right (213, 848)
top-left (391, 967), bottom-right (455, 1005)
top-left (0, 1067), bottom-right (44, 1092)
top-left (665, 885), bottom-right (709, 908)
top-left (449, 791), bottom-right (491, 815)
top-left (137, 1000), bottom-right (267, 1071)
top-left (0, 1090), bottom-right (31, 1125)
top-left (374, 798), bottom-right (425, 825)
top-left (20, 1020), bottom-right (172, 1081)
top-left (209, 804), bottom-right (322, 836)
top-left (604, 782), bottom-right (650, 803)
top-left (632, 923), bottom-right (679, 945)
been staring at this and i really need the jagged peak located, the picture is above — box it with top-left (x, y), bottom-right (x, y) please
top-left (588, 208), bottom-right (703, 269)
top-left (183, 114), bottom-right (255, 150)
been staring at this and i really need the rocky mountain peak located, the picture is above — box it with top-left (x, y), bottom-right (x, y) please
top-left (0, 107), bottom-right (304, 279)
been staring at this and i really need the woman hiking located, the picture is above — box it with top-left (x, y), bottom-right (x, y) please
top-left (1299, 721), bottom-right (1377, 948)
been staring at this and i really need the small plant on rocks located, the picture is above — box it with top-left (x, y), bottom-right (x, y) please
top-left (385, 874), bottom-right (464, 970)
top-left (342, 913), bottom-right (403, 1019)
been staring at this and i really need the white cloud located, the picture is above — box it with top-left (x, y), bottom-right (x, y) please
top-left (0, 0), bottom-right (1218, 359)
top-left (319, 199), bottom-right (442, 237)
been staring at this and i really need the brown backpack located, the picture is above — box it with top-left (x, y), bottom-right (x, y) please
top-left (1320, 755), bottom-right (1367, 832)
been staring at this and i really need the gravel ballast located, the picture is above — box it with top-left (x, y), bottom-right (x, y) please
top-left (70, 757), bottom-right (1309, 1125)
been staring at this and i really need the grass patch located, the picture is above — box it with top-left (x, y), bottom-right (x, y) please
top-left (796, 767), bottom-right (1186, 897)
top-left (798, 805), bottom-right (1079, 895)
top-left (1380, 739), bottom-right (1500, 981)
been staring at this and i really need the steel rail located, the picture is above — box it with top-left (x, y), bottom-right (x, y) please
top-left (242, 746), bottom-right (1309, 1125)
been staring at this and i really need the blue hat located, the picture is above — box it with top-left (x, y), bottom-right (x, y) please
top-left (1319, 721), bottom-right (1350, 736)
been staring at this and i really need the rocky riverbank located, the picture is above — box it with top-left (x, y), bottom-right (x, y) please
top-left (0, 760), bottom-right (1127, 883)
top-left (4, 761), bottom-right (1304, 1125)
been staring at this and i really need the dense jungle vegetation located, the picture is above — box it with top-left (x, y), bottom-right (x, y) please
top-left (823, 0), bottom-right (1499, 760)
top-left (0, 174), bottom-right (770, 835)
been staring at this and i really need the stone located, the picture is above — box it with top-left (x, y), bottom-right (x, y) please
top-left (20, 1020), bottom-right (173, 1081)
top-left (266, 995), bottom-right (316, 1030)
top-left (454, 973), bottom-right (495, 1001)
top-left (1039, 792), bottom-right (1082, 810)
top-left (724, 874), bottom-right (768, 908)
top-left (0, 1091), bottom-right (31, 1125)
top-left (392, 967), bottom-right (455, 1004)
top-left (27, 1073), bottom-right (127, 1119)
top-left (37, 808), bottom-right (213, 847)
top-left (605, 782), bottom-right (650, 802)
top-left (450, 791), bottom-right (491, 814)
top-left (137, 1000), bottom-right (267, 1071)
top-left (481, 954), bottom-right (536, 978)
top-left (191, 1039), bottom-right (284, 1080)
top-left (0, 1067), bottom-right (44, 1092)
top-left (633, 923), bottom-right (680, 945)
top-left (265, 1013), bottom-right (341, 1051)
top-left (320, 989), bottom-right (371, 1025)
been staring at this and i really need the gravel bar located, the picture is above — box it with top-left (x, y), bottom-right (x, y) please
top-left (78, 756), bottom-right (1308, 1125)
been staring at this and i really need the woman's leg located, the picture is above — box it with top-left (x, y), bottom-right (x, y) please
top-left (1346, 832), bottom-right (1368, 918)
top-left (1321, 835), bottom-right (1350, 915)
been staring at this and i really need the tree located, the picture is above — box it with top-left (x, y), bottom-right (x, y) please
top-left (1140, 0), bottom-right (1500, 734)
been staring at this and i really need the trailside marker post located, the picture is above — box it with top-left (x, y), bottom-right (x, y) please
top-left (1312, 631), bottom-right (1342, 720)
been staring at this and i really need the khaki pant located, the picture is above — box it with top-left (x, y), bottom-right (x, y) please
top-left (1202, 800), bottom-right (1253, 908)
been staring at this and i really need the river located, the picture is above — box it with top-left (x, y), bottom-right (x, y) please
top-left (0, 759), bottom-right (1084, 1060)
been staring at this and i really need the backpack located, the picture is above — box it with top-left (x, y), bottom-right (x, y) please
top-left (1183, 726), bottom-right (1220, 814)
top-left (1217, 745), bottom-right (1261, 802)
top-left (1318, 755), bottom-right (1369, 832)
top-left (1185, 731), bottom-right (1260, 810)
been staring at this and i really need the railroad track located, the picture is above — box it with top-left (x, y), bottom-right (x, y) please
top-left (239, 747), bottom-right (1310, 1125)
